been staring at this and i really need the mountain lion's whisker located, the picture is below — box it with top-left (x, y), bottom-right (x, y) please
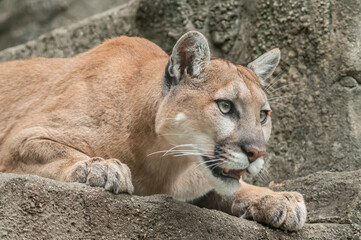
top-left (169, 143), bottom-right (213, 147)
top-left (210, 162), bottom-right (224, 171)
top-left (160, 144), bottom-right (199, 157)
top-left (268, 94), bottom-right (297, 101)
top-left (264, 70), bottom-right (285, 92)
top-left (254, 168), bottom-right (271, 183)
top-left (162, 150), bottom-right (199, 157)
top-left (147, 145), bottom-right (214, 158)
top-left (267, 83), bottom-right (294, 94)
top-left (147, 148), bottom-right (198, 157)
top-left (269, 102), bottom-right (287, 106)
top-left (169, 150), bottom-right (215, 159)
top-left (172, 153), bottom-right (210, 157)
top-left (194, 159), bottom-right (223, 168)
top-left (268, 90), bottom-right (307, 100)
top-left (263, 69), bottom-right (284, 86)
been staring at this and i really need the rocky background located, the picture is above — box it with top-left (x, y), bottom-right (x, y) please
top-left (0, 0), bottom-right (128, 50)
top-left (0, 0), bottom-right (360, 239)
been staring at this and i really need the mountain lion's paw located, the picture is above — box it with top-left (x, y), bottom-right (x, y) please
top-left (232, 191), bottom-right (307, 231)
top-left (65, 157), bottom-right (134, 194)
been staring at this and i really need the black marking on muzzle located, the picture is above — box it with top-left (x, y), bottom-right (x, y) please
top-left (202, 156), bottom-right (222, 178)
top-left (214, 142), bottom-right (227, 160)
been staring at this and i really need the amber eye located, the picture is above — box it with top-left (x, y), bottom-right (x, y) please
top-left (260, 110), bottom-right (269, 125)
top-left (217, 100), bottom-right (233, 114)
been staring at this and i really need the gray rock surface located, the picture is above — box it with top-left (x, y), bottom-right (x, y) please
top-left (0, 0), bottom-right (129, 50)
top-left (0, 0), bottom-right (138, 60)
top-left (0, 0), bottom-right (360, 239)
top-left (0, 172), bottom-right (360, 239)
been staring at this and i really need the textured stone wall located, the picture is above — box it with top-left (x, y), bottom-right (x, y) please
top-left (0, 171), bottom-right (360, 239)
top-left (0, 0), bottom-right (128, 50)
top-left (0, 1), bottom-right (138, 60)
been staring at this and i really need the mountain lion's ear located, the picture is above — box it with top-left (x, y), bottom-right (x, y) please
top-left (247, 48), bottom-right (280, 85)
top-left (163, 31), bottom-right (210, 94)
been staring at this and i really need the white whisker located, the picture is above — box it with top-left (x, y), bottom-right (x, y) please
top-left (267, 83), bottom-right (293, 94)
top-left (189, 158), bottom-right (225, 172)
top-left (194, 159), bottom-right (222, 166)
top-left (268, 94), bottom-right (297, 101)
top-left (269, 102), bottom-right (287, 106)
top-left (172, 153), bottom-right (206, 157)
top-left (254, 167), bottom-right (271, 183)
top-left (210, 162), bottom-right (224, 170)
top-left (161, 144), bottom-right (198, 157)
top-left (264, 70), bottom-right (285, 92)
top-left (147, 146), bottom-right (196, 157)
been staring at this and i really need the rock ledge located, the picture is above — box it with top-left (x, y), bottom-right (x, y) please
top-left (0, 172), bottom-right (360, 239)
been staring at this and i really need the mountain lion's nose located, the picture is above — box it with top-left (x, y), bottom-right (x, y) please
top-left (246, 148), bottom-right (266, 162)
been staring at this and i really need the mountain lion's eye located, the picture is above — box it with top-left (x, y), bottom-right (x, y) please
top-left (217, 100), bottom-right (233, 114)
top-left (260, 110), bottom-right (269, 125)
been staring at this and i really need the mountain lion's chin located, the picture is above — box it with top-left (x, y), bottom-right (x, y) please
top-left (210, 175), bottom-right (241, 196)
top-left (198, 162), bottom-right (241, 195)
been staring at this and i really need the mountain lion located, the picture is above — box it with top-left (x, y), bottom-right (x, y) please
top-left (0, 31), bottom-right (306, 230)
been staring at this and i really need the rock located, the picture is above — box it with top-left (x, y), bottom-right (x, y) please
top-left (0, 0), bottom-right (139, 61)
top-left (273, 169), bottom-right (361, 226)
top-left (0, 172), bottom-right (359, 239)
top-left (339, 76), bottom-right (358, 89)
top-left (0, 0), bottom-right (129, 51)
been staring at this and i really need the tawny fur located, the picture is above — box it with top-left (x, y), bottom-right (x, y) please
top-left (0, 32), bottom-right (306, 231)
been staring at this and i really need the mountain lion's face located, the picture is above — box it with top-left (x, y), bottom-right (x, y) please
top-left (155, 32), bottom-right (279, 195)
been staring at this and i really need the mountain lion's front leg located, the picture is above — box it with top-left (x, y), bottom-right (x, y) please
top-left (193, 180), bottom-right (307, 231)
top-left (64, 157), bottom-right (134, 194)
top-left (231, 180), bottom-right (307, 230)
top-left (2, 128), bottom-right (134, 194)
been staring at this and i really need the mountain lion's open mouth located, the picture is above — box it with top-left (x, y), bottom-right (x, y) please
top-left (221, 168), bottom-right (246, 180)
top-left (202, 156), bottom-right (246, 180)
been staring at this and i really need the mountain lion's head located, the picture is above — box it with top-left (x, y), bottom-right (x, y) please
top-left (155, 31), bottom-right (280, 195)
